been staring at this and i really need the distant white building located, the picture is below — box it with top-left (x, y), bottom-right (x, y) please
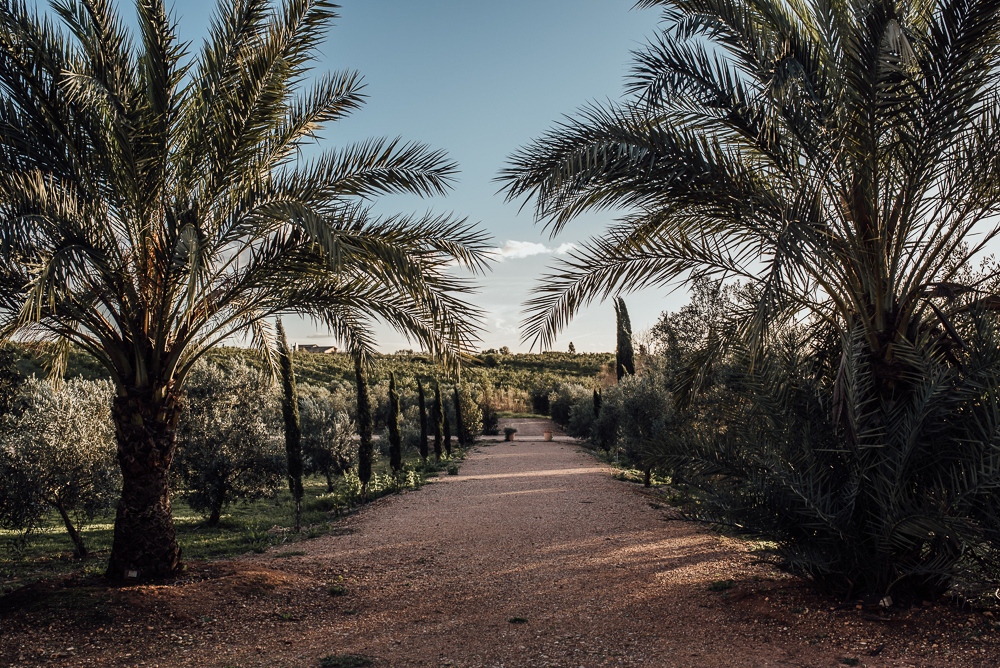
top-left (292, 343), bottom-right (338, 354)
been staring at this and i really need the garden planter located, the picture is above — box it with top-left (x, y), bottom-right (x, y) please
top-left (543, 431), bottom-right (553, 441)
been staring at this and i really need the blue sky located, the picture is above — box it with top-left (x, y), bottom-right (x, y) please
top-left (171, 0), bottom-right (690, 353)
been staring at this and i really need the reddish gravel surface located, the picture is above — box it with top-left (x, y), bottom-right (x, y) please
top-left (2, 419), bottom-right (998, 667)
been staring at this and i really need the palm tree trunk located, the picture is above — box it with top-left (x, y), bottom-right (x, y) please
top-left (105, 387), bottom-right (183, 580)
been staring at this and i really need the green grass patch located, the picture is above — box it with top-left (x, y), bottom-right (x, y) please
top-left (1, 450), bottom-right (442, 591)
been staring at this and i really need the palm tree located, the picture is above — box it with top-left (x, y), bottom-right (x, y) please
top-left (0, 0), bottom-right (490, 579)
top-left (500, 0), bottom-right (1000, 371)
top-left (500, 0), bottom-right (1000, 598)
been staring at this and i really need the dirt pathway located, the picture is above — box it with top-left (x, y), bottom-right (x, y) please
top-left (3, 422), bottom-right (997, 667)
top-left (220, 425), bottom-right (995, 668)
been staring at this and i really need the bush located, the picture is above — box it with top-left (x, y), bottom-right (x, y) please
top-left (478, 382), bottom-right (499, 435)
top-left (174, 361), bottom-right (285, 525)
top-left (547, 382), bottom-right (591, 426)
top-left (566, 399), bottom-right (596, 438)
top-left (300, 396), bottom-right (356, 492)
top-left (615, 371), bottom-right (674, 466)
top-left (0, 378), bottom-right (119, 557)
top-left (654, 317), bottom-right (1000, 602)
top-left (530, 383), bottom-right (551, 415)
top-left (457, 383), bottom-right (483, 443)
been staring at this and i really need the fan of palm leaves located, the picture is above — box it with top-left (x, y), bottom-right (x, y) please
top-left (500, 0), bottom-right (1000, 360)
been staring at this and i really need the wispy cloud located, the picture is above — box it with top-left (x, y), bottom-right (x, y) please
top-left (493, 240), bottom-right (577, 261)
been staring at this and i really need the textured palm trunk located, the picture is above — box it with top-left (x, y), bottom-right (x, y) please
top-left (106, 387), bottom-right (183, 580)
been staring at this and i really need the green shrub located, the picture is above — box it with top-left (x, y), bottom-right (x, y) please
top-left (655, 317), bottom-right (1000, 602)
top-left (548, 382), bottom-right (591, 426)
top-left (0, 377), bottom-right (119, 557)
top-left (174, 361), bottom-right (285, 525)
top-left (300, 397), bottom-right (356, 492)
top-left (458, 383), bottom-right (482, 443)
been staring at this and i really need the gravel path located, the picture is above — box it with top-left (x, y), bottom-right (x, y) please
top-left (5, 422), bottom-right (998, 667)
top-left (227, 423), bottom-right (979, 668)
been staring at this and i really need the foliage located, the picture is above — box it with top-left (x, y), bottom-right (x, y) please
top-left (499, 0), bottom-right (1000, 599)
top-left (479, 381), bottom-right (500, 435)
top-left (453, 384), bottom-right (466, 446)
top-left (354, 356), bottom-right (373, 493)
top-left (567, 398), bottom-right (596, 439)
top-left (0, 0), bottom-right (490, 578)
top-left (387, 373), bottom-right (402, 473)
top-left (417, 380), bottom-right (429, 461)
top-left (650, 277), bottom-right (740, 362)
top-left (277, 320), bottom-right (304, 532)
top-left (654, 316), bottom-right (1000, 601)
top-left (174, 362), bottom-right (285, 526)
top-left (433, 381), bottom-right (444, 461)
top-left (614, 369), bottom-right (674, 467)
top-left (443, 396), bottom-right (452, 457)
top-left (0, 344), bottom-right (20, 414)
top-left (457, 383), bottom-right (482, 444)
top-left (0, 378), bottom-right (118, 557)
top-left (615, 298), bottom-right (635, 380)
top-left (548, 382), bottom-right (592, 426)
top-left (299, 394), bottom-right (356, 492)
top-left (501, 0), bottom-right (1000, 361)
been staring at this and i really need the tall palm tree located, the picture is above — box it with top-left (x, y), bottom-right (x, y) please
top-left (500, 0), bottom-right (1000, 371)
top-left (0, 0), bottom-right (490, 579)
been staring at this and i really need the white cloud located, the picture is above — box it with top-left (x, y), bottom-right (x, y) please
top-left (493, 240), bottom-right (577, 261)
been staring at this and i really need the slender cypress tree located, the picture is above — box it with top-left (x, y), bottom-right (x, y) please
top-left (388, 372), bottom-right (402, 475)
top-left (355, 354), bottom-right (373, 496)
top-left (276, 319), bottom-right (303, 533)
top-left (453, 384), bottom-right (466, 447)
top-left (615, 298), bottom-right (635, 380)
top-left (593, 388), bottom-right (602, 417)
top-left (433, 381), bottom-right (444, 462)
top-left (0, 345), bottom-right (22, 417)
top-left (443, 395), bottom-right (452, 457)
top-left (417, 379), bottom-right (429, 463)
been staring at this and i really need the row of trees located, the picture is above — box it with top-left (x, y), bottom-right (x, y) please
top-left (0, 346), bottom-right (486, 555)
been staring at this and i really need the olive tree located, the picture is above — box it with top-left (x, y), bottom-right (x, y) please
top-left (0, 378), bottom-right (119, 557)
top-left (173, 362), bottom-right (284, 526)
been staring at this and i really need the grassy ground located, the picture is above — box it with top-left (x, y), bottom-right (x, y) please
top-left (0, 449), bottom-right (464, 593)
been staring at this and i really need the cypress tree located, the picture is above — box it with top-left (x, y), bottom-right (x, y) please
top-left (0, 345), bottom-right (22, 417)
top-left (443, 395), bottom-right (452, 457)
top-left (355, 354), bottom-right (373, 496)
top-left (433, 380), bottom-right (444, 462)
top-left (453, 384), bottom-right (466, 446)
top-left (388, 372), bottom-right (402, 475)
top-left (276, 319), bottom-right (303, 533)
top-left (615, 297), bottom-right (635, 380)
top-left (593, 388), bottom-right (601, 417)
top-left (417, 379), bottom-right (429, 463)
